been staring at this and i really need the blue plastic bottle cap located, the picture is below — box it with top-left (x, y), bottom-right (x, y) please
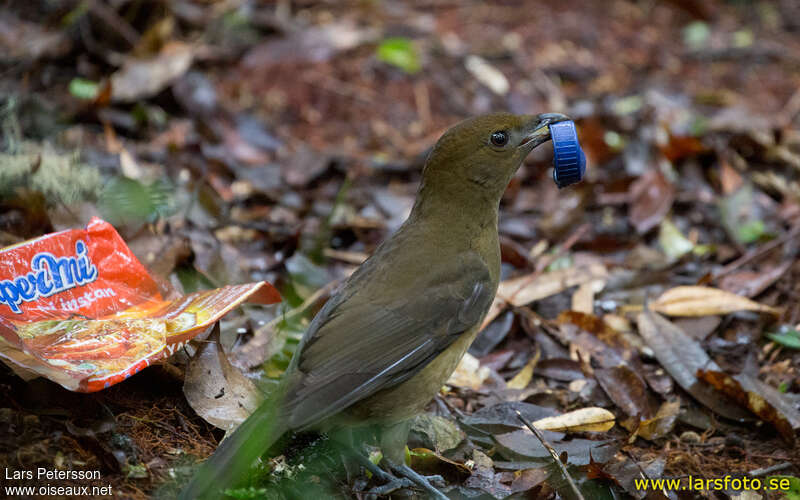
top-left (550, 120), bottom-right (586, 188)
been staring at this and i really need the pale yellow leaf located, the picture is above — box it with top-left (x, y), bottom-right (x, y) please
top-left (531, 407), bottom-right (615, 433)
top-left (651, 286), bottom-right (781, 317)
top-left (506, 348), bottom-right (540, 390)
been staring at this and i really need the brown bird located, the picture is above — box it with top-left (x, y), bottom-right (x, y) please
top-left (180, 112), bottom-right (570, 499)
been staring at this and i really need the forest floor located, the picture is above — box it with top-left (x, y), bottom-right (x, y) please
top-left (1, 1), bottom-right (800, 498)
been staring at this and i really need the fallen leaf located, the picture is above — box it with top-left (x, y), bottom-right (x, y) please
top-left (0, 12), bottom-right (70, 62)
top-left (658, 218), bottom-right (694, 261)
top-left (462, 402), bottom-right (558, 434)
top-left (595, 366), bottom-right (655, 418)
top-left (629, 169), bottom-right (675, 234)
top-left (650, 286), bottom-right (781, 317)
top-left (508, 468), bottom-right (548, 495)
top-left (408, 447), bottom-right (471, 482)
top-left (506, 348), bottom-right (540, 390)
top-left (718, 261), bottom-right (793, 298)
top-left (463, 449), bottom-right (512, 498)
top-left (243, 21), bottom-right (377, 68)
top-left (183, 327), bottom-right (262, 432)
top-left (532, 407), bottom-right (616, 433)
top-left (673, 316), bottom-right (721, 340)
top-left (496, 262), bottom-right (608, 308)
top-left (446, 352), bottom-right (490, 390)
top-left (111, 42), bottom-right (194, 102)
top-left (718, 183), bottom-right (772, 245)
top-left (571, 280), bottom-right (602, 314)
top-left (470, 311), bottom-right (514, 358)
top-left (634, 401), bottom-right (680, 441)
top-left (767, 327), bottom-right (800, 350)
top-left (494, 430), bottom-right (615, 465)
top-left (636, 310), bottom-right (752, 421)
top-left (536, 358), bottom-right (585, 381)
top-left (697, 370), bottom-right (799, 444)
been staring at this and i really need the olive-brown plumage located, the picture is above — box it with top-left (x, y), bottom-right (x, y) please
top-left (180, 112), bottom-right (568, 499)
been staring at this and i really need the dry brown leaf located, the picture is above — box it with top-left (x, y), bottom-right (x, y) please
top-left (532, 407), bottom-right (616, 433)
top-left (650, 286), bottom-right (781, 317)
top-left (628, 169), bottom-right (675, 234)
top-left (698, 370), bottom-right (798, 445)
top-left (636, 310), bottom-right (753, 421)
top-left (496, 263), bottom-right (608, 308)
top-left (184, 328), bottom-right (262, 432)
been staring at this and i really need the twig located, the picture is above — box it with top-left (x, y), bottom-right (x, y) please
top-left (714, 224), bottom-right (800, 280)
top-left (748, 462), bottom-right (793, 477)
top-left (515, 410), bottom-right (585, 500)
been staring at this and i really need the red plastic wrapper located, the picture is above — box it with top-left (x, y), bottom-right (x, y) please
top-left (0, 217), bottom-right (281, 392)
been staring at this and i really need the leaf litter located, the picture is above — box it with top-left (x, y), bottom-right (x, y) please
top-left (2, 0), bottom-right (800, 497)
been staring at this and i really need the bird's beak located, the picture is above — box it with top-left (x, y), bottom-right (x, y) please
top-left (519, 113), bottom-right (571, 150)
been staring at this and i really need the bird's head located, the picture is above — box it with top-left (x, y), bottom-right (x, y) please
top-left (420, 112), bottom-right (570, 203)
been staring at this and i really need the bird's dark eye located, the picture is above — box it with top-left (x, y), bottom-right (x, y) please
top-left (490, 130), bottom-right (509, 147)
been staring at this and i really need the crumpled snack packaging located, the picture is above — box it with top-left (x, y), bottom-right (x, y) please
top-left (0, 217), bottom-right (281, 392)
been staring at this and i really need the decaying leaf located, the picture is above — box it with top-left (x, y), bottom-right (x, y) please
top-left (650, 286), bottom-right (781, 317)
top-left (184, 327), bottom-right (263, 432)
top-left (636, 310), bottom-right (752, 421)
top-left (531, 407), bottom-right (616, 433)
top-left (595, 366), bottom-right (655, 418)
top-left (697, 370), bottom-right (799, 444)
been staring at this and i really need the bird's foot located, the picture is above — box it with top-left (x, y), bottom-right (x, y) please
top-left (387, 461), bottom-right (448, 499)
top-left (356, 456), bottom-right (447, 499)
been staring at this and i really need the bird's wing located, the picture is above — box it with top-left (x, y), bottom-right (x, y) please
top-left (282, 251), bottom-right (493, 429)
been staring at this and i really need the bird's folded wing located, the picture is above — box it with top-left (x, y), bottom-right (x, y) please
top-left (283, 252), bottom-right (493, 429)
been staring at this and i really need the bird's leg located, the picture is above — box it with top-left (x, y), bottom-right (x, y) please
top-left (381, 459), bottom-right (448, 499)
top-left (374, 420), bottom-right (449, 500)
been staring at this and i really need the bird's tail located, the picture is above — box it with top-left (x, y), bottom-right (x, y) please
top-left (179, 395), bottom-right (288, 500)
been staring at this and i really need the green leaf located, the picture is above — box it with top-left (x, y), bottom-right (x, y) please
top-left (767, 328), bottom-right (800, 350)
top-left (737, 220), bottom-right (766, 244)
top-left (68, 78), bottom-right (99, 100)
top-left (376, 37), bottom-right (420, 74)
top-left (768, 476), bottom-right (800, 500)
